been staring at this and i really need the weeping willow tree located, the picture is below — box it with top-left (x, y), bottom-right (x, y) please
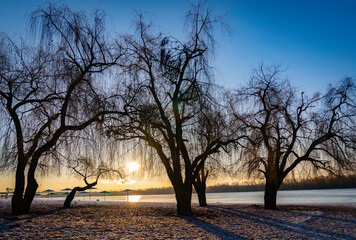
top-left (0, 4), bottom-right (121, 214)
top-left (231, 64), bottom-right (356, 209)
top-left (191, 104), bottom-right (240, 207)
top-left (60, 127), bottom-right (124, 208)
top-left (107, 3), bottom-right (235, 216)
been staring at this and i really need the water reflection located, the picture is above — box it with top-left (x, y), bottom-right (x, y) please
top-left (128, 195), bottom-right (141, 202)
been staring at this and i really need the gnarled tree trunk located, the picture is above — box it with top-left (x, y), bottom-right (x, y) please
top-left (174, 183), bottom-right (193, 216)
top-left (63, 183), bottom-right (97, 208)
top-left (12, 160), bottom-right (39, 214)
top-left (23, 178), bottom-right (39, 213)
top-left (193, 181), bottom-right (207, 207)
top-left (264, 183), bottom-right (279, 210)
top-left (264, 152), bottom-right (282, 210)
top-left (23, 163), bottom-right (39, 213)
top-left (12, 163), bottom-right (26, 214)
top-left (264, 170), bottom-right (282, 210)
top-left (193, 168), bottom-right (208, 207)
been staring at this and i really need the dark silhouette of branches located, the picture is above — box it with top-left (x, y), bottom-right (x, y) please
top-left (0, 4), bottom-right (122, 214)
top-left (63, 157), bottom-right (122, 208)
top-left (106, 3), bottom-right (234, 216)
top-left (231, 64), bottom-right (356, 209)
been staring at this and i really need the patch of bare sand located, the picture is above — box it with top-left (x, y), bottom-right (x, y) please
top-left (0, 201), bottom-right (355, 239)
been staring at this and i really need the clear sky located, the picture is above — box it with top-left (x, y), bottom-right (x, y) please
top-left (1, 0), bottom-right (355, 93)
top-left (1, 0), bottom-right (355, 191)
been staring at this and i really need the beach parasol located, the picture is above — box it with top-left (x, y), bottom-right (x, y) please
top-left (61, 188), bottom-right (72, 195)
top-left (122, 189), bottom-right (132, 202)
top-left (42, 189), bottom-right (54, 193)
top-left (47, 192), bottom-right (56, 200)
top-left (0, 192), bottom-right (7, 199)
top-left (89, 187), bottom-right (97, 201)
top-left (79, 191), bottom-right (88, 201)
top-left (42, 189), bottom-right (54, 200)
top-left (100, 191), bottom-right (110, 201)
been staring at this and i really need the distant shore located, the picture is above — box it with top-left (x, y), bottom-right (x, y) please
top-left (0, 201), bottom-right (355, 239)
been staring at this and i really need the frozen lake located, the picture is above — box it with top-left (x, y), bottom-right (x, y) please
top-left (45, 188), bottom-right (356, 204)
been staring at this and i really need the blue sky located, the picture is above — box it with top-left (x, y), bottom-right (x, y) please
top-left (1, 0), bottom-right (355, 94)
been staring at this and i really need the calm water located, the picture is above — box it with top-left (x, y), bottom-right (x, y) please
top-left (45, 188), bottom-right (356, 204)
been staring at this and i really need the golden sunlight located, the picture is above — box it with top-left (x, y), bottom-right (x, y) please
top-left (127, 162), bottom-right (140, 172)
top-left (128, 195), bottom-right (141, 202)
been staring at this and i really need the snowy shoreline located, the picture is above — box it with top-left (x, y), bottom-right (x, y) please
top-left (1, 201), bottom-right (356, 239)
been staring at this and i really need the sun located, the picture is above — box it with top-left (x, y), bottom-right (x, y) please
top-left (127, 162), bottom-right (140, 172)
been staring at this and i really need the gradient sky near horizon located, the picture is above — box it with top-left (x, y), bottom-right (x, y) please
top-left (1, 0), bottom-right (356, 191)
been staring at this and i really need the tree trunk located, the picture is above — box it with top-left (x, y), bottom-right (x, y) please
top-left (23, 176), bottom-right (39, 214)
top-left (174, 184), bottom-right (193, 216)
top-left (193, 180), bottom-right (207, 207)
top-left (264, 152), bottom-right (282, 210)
top-left (12, 164), bottom-right (26, 214)
top-left (22, 162), bottom-right (39, 214)
top-left (63, 188), bottom-right (79, 208)
top-left (63, 183), bottom-right (97, 208)
top-left (264, 182), bottom-right (279, 210)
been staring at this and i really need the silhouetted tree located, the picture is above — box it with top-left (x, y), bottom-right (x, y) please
top-left (0, 4), bottom-right (121, 214)
top-left (231, 64), bottom-right (356, 209)
top-left (60, 125), bottom-right (125, 208)
top-left (63, 157), bottom-right (122, 208)
top-left (108, 3), bottom-right (233, 216)
top-left (192, 108), bottom-right (234, 207)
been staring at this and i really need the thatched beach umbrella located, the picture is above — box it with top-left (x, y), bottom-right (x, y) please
top-left (0, 192), bottom-right (7, 199)
top-left (42, 189), bottom-right (54, 200)
top-left (61, 188), bottom-right (72, 195)
top-left (122, 189), bottom-right (132, 202)
top-left (100, 191), bottom-right (110, 201)
top-left (47, 192), bottom-right (56, 200)
top-left (42, 189), bottom-right (54, 193)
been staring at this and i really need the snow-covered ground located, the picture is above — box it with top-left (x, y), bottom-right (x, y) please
top-left (0, 200), bottom-right (355, 239)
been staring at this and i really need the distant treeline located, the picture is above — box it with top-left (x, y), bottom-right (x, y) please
top-left (280, 174), bottom-right (356, 191)
top-left (206, 175), bottom-right (356, 193)
top-left (122, 175), bottom-right (356, 195)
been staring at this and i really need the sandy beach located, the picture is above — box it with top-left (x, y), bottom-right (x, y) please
top-left (0, 200), bottom-right (355, 239)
